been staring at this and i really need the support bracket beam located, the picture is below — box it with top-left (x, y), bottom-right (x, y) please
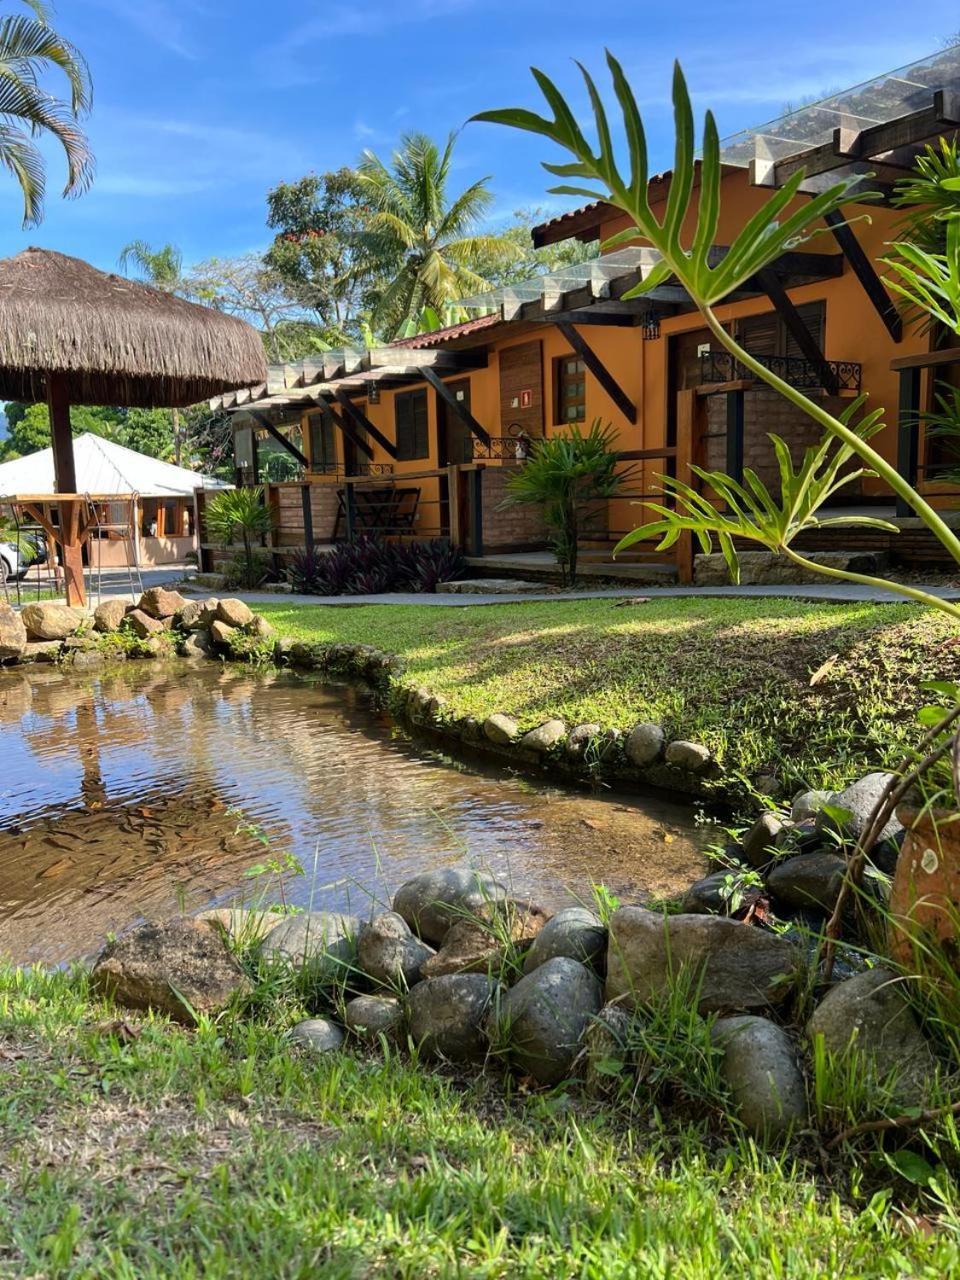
top-left (556, 321), bottom-right (637, 424)
top-left (247, 411), bottom-right (309, 470)
top-left (315, 396), bottom-right (374, 461)
top-left (823, 208), bottom-right (902, 342)
top-left (755, 270), bottom-right (840, 395)
top-left (334, 390), bottom-right (398, 460)
top-left (421, 367), bottom-right (491, 447)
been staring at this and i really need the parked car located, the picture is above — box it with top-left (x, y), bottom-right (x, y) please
top-left (0, 533), bottom-right (46, 584)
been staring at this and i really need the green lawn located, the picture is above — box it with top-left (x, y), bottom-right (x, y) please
top-left (2, 964), bottom-right (959, 1278)
top-left (260, 597), bottom-right (959, 796)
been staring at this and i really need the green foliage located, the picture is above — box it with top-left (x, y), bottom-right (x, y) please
top-left (204, 486), bottom-right (273, 588)
top-left (117, 240), bottom-right (185, 290)
top-left (473, 55), bottom-right (960, 609)
top-left (504, 420), bottom-right (629, 585)
top-left (891, 137), bottom-right (960, 253)
top-left (0, 0), bottom-right (93, 227)
top-left (2, 401), bottom-right (173, 460)
top-left (353, 131), bottom-right (522, 338)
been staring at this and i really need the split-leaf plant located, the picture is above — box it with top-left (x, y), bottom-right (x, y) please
top-left (471, 57), bottom-right (960, 619)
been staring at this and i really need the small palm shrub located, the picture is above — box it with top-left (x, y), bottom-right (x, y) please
top-left (204, 487), bottom-right (274, 589)
top-left (503, 420), bottom-right (629, 586)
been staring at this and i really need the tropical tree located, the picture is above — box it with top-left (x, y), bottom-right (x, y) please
top-left (472, 56), bottom-right (960, 620)
top-left (354, 131), bottom-right (521, 338)
top-left (504, 421), bottom-right (629, 586)
top-left (0, 0), bottom-right (92, 227)
top-left (203, 486), bottom-right (273, 588)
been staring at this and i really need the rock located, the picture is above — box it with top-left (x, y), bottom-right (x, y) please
top-left (488, 956), bottom-right (602, 1086)
top-left (711, 1016), bottom-right (808, 1139)
top-left (483, 713), bottom-right (519, 746)
top-left (0, 602), bottom-right (27, 659)
top-left (357, 911), bottom-right (435, 989)
top-left (523, 906), bottom-right (607, 975)
top-left (343, 994), bottom-right (403, 1040)
top-left (808, 968), bottom-right (936, 1102)
top-left (19, 639), bottom-right (61, 663)
top-left (93, 599), bottom-right (127, 633)
top-left (407, 973), bottom-right (500, 1062)
top-left (91, 918), bottom-right (252, 1024)
top-left (210, 619), bottom-right (237, 647)
top-left (766, 853), bottom-right (846, 912)
top-left (182, 629), bottom-right (215, 660)
top-left (421, 899), bottom-right (549, 979)
top-left (248, 614), bottom-right (274, 639)
top-left (664, 740), bottom-right (711, 773)
top-left (742, 813), bottom-right (785, 869)
top-left (393, 868), bottom-right (507, 945)
top-left (196, 907), bottom-right (277, 944)
top-left (20, 602), bottom-right (87, 641)
top-left (583, 1003), bottom-right (632, 1096)
top-left (197, 598), bottom-right (221, 628)
top-left (138, 587), bottom-right (187, 619)
top-left (605, 907), bottom-right (798, 1014)
top-left (217, 598), bottom-right (254, 628)
top-left (125, 608), bottom-right (165, 639)
top-left (818, 772), bottom-right (903, 848)
top-left (520, 720), bottom-right (566, 753)
top-left (791, 790), bottom-right (835, 824)
top-left (260, 911), bottom-right (360, 981)
top-left (176, 600), bottom-right (203, 630)
top-left (594, 727), bottom-right (622, 761)
top-left (625, 722), bottom-right (664, 768)
top-left (289, 1018), bottom-right (344, 1054)
top-left (69, 649), bottom-right (104, 671)
top-left (566, 723), bottom-right (602, 760)
top-left (681, 869), bottom-right (757, 916)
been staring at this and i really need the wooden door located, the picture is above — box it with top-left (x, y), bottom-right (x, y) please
top-left (499, 341), bottom-right (544, 439)
top-left (437, 379), bottom-right (474, 465)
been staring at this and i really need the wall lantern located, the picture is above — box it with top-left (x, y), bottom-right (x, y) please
top-left (641, 310), bottom-right (661, 341)
top-left (366, 381), bottom-right (380, 404)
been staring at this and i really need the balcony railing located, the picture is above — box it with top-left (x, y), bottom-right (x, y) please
top-left (699, 350), bottom-right (862, 393)
top-left (473, 436), bottom-right (533, 461)
top-left (310, 462), bottom-right (395, 477)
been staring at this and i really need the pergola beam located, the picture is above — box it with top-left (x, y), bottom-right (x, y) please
top-left (557, 321), bottom-right (637, 424)
top-left (422, 367), bottom-right (491, 447)
top-left (314, 395), bottom-right (375, 461)
top-left (334, 389), bottom-right (399, 460)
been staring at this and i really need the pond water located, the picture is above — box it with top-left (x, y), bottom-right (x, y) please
top-left (0, 663), bottom-right (708, 965)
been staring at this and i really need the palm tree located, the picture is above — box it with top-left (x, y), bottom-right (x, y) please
top-left (0, 0), bottom-right (93, 227)
top-left (355, 132), bottom-right (520, 338)
top-left (118, 240), bottom-right (189, 462)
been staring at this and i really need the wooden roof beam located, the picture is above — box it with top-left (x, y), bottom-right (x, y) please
top-left (333, 389), bottom-right (399, 460)
top-left (557, 321), bottom-right (637, 424)
top-left (314, 395), bottom-right (375, 461)
top-left (422, 367), bottom-right (491, 447)
top-left (755, 269), bottom-right (839, 394)
top-left (246, 410), bottom-right (309, 470)
top-left (822, 208), bottom-right (902, 342)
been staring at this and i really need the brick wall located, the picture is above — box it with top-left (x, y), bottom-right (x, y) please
top-left (269, 482), bottom-right (339, 547)
top-left (478, 464), bottom-right (549, 552)
top-left (705, 387), bottom-right (855, 493)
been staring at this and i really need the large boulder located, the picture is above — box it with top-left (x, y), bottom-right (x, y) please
top-left (138, 587), bottom-right (187, 619)
top-left (196, 906), bottom-right (278, 945)
top-left (125, 608), bottom-right (165, 639)
top-left (0, 602), bottom-right (27, 659)
top-left (664, 740), bottom-right (712, 773)
top-left (260, 911), bottom-right (359, 982)
top-left (807, 968), bottom-right (936, 1102)
top-left (489, 955), bottom-right (602, 1086)
top-left (344, 994), bottom-right (404, 1040)
top-left (817, 772), bottom-right (903, 848)
top-left (566, 723), bottom-right (602, 760)
top-left (20, 602), bottom-right (87, 641)
top-left (393, 868), bottom-right (507, 945)
top-left (197, 598), bottom-right (221, 628)
top-left (523, 906), bottom-right (607, 975)
top-left (407, 973), bottom-right (500, 1063)
top-left (681, 870), bottom-right (746, 916)
top-left (181, 629), bottom-right (215, 661)
top-left (421, 899), bottom-right (549, 979)
top-left (91, 918), bottom-right (252, 1024)
top-left (741, 813), bottom-right (785, 868)
top-left (289, 1018), bottom-right (344, 1054)
top-left (217, 598), bottom-right (255, 628)
top-left (519, 720), bottom-right (566, 753)
top-left (93, 599), bottom-right (127, 633)
top-left (625, 722), bottom-right (664, 768)
top-left (606, 907), bottom-right (798, 1014)
top-left (483, 713), bottom-right (520, 746)
top-left (357, 911), bottom-right (435, 989)
top-left (766, 853), bottom-right (846, 912)
top-left (711, 1015), bottom-right (808, 1140)
top-left (210, 619), bottom-right (237, 647)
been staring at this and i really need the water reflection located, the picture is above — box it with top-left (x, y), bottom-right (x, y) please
top-left (0, 663), bottom-right (707, 964)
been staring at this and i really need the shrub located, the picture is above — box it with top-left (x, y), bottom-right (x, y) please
top-left (394, 539), bottom-right (468, 592)
top-left (204, 487), bottom-right (274, 589)
top-left (286, 537), bottom-right (466, 596)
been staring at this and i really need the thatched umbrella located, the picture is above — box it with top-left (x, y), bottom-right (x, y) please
top-left (0, 248), bottom-right (267, 605)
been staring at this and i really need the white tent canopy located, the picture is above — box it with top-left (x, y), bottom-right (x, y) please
top-left (0, 432), bottom-right (229, 498)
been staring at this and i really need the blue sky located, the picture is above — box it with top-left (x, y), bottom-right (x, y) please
top-left (1, 0), bottom-right (958, 274)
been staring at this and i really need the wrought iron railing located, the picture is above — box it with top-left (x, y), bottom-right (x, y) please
top-left (699, 350), bottom-right (862, 392)
top-left (310, 462), bottom-right (395, 477)
top-left (473, 437), bottom-right (534, 461)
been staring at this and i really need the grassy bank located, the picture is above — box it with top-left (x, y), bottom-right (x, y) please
top-left (259, 597), bottom-right (958, 795)
top-left (1, 963), bottom-right (958, 1278)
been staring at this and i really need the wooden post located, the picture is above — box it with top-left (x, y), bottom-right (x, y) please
top-left (47, 374), bottom-right (85, 607)
top-left (725, 388), bottom-right (745, 489)
top-left (446, 464), bottom-right (463, 548)
top-left (675, 390), bottom-right (696, 585)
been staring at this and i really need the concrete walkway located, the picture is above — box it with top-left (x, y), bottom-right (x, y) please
top-left (33, 564), bottom-right (960, 610)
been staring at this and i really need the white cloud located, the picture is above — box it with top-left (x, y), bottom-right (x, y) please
top-left (87, 0), bottom-right (199, 59)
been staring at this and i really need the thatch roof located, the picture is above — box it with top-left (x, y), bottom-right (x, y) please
top-left (0, 248), bottom-right (267, 407)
